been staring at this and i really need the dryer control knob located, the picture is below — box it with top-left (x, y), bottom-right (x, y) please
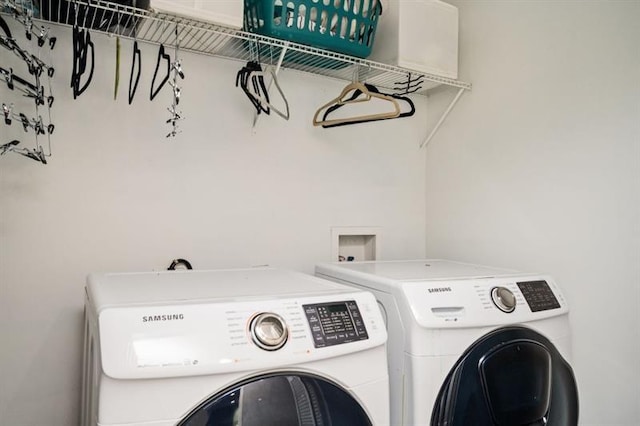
top-left (250, 312), bottom-right (288, 351)
top-left (491, 287), bottom-right (516, 313)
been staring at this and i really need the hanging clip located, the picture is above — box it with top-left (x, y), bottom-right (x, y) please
top-left (1, 67), bottom-right (14, 90)
top-left (35, 25), bottom-right (57, 49)
top-left (0, 139), bottom-right (20, 155)
top-left (15, 145), bottom-right (47, 164)
top-left (2, 102), bottom-right (13, 124)
top-left (166, 105), bottom-right (184, 138)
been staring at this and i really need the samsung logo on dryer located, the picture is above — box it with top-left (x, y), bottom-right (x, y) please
top-left (428, 287), bottom-right (452, 293)
top-left (142, 314), bottom-right (184, 322)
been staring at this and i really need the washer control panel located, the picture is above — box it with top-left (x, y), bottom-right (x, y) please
top-left (517, 280), bottom-right (561, 312)
top-left (303, 300), bottom-right (369, 348)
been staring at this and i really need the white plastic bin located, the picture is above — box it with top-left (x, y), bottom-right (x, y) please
top-left (370, 0), bottom-right (459, 79)
top-left (150, 0), bottom-right (244, 29)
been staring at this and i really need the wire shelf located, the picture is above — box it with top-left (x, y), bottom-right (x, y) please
top-left (11, 0), bottom-right (471, 95)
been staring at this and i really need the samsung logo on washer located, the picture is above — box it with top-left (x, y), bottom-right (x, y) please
top-left (142, 314), bottom-right (184, 322)
top-left (428, 287), bottom-right (452, 293)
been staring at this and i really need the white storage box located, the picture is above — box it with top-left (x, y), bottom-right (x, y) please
top-left (150, 0), bottom-right (243, 29)
top-left (370, 0), bottom-right (459, 79)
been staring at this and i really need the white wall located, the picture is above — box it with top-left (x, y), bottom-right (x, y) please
top-left (0, 19), bottom-right (428, 425)
top-left (426, 1), bottom-right (640, 425)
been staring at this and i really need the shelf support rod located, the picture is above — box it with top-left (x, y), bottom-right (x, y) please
top-left (420, 87), bottom-right (466, 149)
top-left (252, 41), bottom-right (290, 129)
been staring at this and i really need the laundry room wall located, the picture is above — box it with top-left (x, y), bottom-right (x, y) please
top-left (424, 1), bottom-right (640, 425)
top-left (0, 18), bottom-right (428, 426)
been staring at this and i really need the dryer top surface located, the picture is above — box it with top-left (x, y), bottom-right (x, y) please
top-left (316, 259), bottom-right (523, 288)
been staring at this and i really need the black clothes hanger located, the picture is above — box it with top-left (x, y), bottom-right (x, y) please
top-left (246, 67), bottom-right (290, 120)
top-left (0, 15), bottom-right (12, 38)
top-left (70, 25), bottom-right (95, 98)
top-left (236, 61), bottom-right (270, 115)
top-left (321, 83), bottom-right (415, 128)
top-left (150, 44), bottom-right (171, 101)
top-left (393, 74), bottom-right (424, 95)
top-left (128, 40), bottom-right (141, 104)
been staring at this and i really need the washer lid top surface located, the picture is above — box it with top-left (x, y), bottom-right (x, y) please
top-left (87, 267), bottom-right (354, 309)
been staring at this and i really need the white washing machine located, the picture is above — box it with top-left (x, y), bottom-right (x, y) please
top-left (316, 259), bottom-right (579, 426)
top-left (80, 267), bottom-right (389, 426)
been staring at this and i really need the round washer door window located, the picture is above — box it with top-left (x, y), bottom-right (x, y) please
top-left (179, 374), bottom-right (372, 426)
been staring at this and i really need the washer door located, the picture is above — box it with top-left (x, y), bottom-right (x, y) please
top-left (431, 326), bottom-right (579, 426)
top-left (178, 373), bottom-right (372, 426)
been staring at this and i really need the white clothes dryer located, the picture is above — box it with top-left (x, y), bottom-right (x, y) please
top-left (81, 267), bottom-right (389, 426)
top-left (316, 259), bottom-right (579, 426)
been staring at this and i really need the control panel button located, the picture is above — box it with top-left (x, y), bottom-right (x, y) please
top-left (250, 312), bottom-right (288, 351)
top-left (491, 287), bottom-right (516, 313)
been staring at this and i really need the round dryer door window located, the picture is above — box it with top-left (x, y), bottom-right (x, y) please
top-left (178, 373), bottom-right (373, 426)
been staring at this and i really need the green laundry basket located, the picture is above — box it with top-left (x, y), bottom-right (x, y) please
top-left (244, 0), bottom-right (383, 58)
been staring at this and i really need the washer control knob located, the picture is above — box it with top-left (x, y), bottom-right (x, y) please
top-left (491, 287), bottom-right (516, 313)
top-left (250, 312), bottom-right (288, 351)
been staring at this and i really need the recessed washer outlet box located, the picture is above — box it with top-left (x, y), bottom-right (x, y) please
top-left (331, 227), bottom-right (381, 262)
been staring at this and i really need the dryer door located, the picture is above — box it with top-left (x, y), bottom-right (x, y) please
top-left (178, 373), bottom-right (372, 426)
top-left (431, 326), bottom-right (578, 426)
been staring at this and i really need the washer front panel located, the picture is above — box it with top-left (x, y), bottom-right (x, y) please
top-left (401, 275), bottom-right (569, 328)
top-left (98, 291), bottom-right (386, 379)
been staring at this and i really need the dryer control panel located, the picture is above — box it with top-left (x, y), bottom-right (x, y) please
top-left (400, 274), bottom-right (569, 329)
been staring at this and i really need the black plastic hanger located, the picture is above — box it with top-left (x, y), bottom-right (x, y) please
top-left (0, 15), bottom-right (12, 38)
top-left (150, 44), bottom-right (171, 101)
top-left (247, 67), bottom-right (290, 120)
top-left (70, 25), bottom-right (95, 98)
top-left (128, 40), bottom-right (141, 104)
top-left (393, 74), bottom-right (424, 95)
top-left (236, 61), bottom-right (270, 115)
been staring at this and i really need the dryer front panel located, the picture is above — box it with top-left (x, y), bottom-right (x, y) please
top-left (98, 291), bottom-right (386, 379)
